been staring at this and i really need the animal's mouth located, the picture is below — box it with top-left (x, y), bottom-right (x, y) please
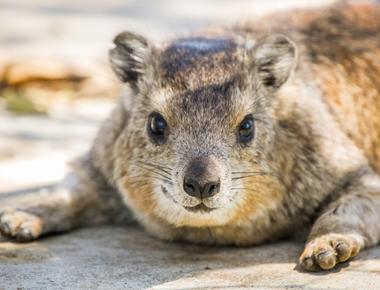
top-left (161, 185), bottom-right (217, 213)
top-left (184, 203), bottom-right (215, 213)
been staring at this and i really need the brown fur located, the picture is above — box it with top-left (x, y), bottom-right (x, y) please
top-left (1, 3), bottom-right (380, 272)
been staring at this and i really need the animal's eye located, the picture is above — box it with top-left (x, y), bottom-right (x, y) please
top-left (238, 115), bottom-right (255, 144)
top-left (147, 112), bottom-right (168, 144)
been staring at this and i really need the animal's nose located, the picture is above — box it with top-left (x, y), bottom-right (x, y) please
top-left (183, 157), bottom-right (221, 199)
top-left (183, 178), bottom-right (220, 198)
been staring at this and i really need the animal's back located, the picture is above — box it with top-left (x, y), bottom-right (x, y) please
top-left (301, 4), bottom-right (380, 173)
top-left (241, 3), bottom-right (380, 172)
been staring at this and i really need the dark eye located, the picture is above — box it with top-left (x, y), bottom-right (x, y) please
top-left (147, 112), bottom-right (168, 144)
top-left (238, 115), bottom-right (255, 144)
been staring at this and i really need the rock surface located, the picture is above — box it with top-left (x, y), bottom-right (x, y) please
top-left (1, 225), bottom-right (380, 289)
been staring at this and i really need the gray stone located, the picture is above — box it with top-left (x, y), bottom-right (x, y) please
top-left (0, 225), bottom-right (379, 290)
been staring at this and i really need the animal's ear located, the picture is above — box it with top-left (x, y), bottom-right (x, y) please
top-left (109, 31), bottom-right (153, 84)
top-left (253, 34), bottom-right (297, 90)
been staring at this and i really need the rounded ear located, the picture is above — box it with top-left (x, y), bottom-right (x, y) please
top-left (109, 31), bottom-right (153, 84)
top-left (253, 34), bottom-right (297, 90)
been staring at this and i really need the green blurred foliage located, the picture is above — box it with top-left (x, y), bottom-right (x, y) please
top-left (1, 88), bottom-right (47, 115)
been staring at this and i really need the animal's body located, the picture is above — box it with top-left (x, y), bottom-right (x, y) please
top-left (1, 3), bottom-right (380, 271)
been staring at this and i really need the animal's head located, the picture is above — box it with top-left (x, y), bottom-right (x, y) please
top-left (110, 31), bottom-right (297, 228)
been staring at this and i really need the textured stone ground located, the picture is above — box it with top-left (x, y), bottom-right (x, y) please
top-left (1, 225), bottom-right (380, 290)
top-left (1, 1), bottom-right (380, 289)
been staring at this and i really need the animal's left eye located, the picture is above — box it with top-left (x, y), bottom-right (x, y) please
top-left (238, 115), bottom-right (255, 144)
top-left (147, 112), bottom-right (168, 145)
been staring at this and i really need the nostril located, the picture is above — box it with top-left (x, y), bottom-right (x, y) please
top-left (209, 184), bottom-right (217, 195)
top-left (184, 183), bottom-right (195, 194)
top-left (183, 178), bottom-right (201, 198)
top-left (202, 181), bottom-right (220, 198)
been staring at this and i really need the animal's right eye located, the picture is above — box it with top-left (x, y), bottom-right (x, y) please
top-left (147, 112), bottom-right (168, 144)
top-left (238, 115), bottom-right (255, 145)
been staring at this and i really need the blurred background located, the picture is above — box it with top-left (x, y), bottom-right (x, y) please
top-left (0, 0), bottom-right (340, 196)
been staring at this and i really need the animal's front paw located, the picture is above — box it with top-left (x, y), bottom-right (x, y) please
top-left (299, 233), bottom-right (363, 271)
top-left (0, 208), bottom-right (44, 242)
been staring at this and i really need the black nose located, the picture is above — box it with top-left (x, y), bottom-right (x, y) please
top-left (183, 157), bottom-right (221, 199)
top-left (183, 178), bottom-right (220, 198)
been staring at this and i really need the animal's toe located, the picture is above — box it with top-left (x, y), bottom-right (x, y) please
top-left (299, 242), bottom-right (337, 271)
top-left (15, 220), bottom-right (43, 242)
top-left (299, 234), bottom-right (362, 271)
top-left (315, 247), bottom-right (337, 270)
top-left (299, 255), bottom-right (316, 271)
top-left (0, 209), bottom-right (43, 242)
top-left (334, 240), bottom-right (351, 262)
top-left (0, 209), bottom-right (21, 236)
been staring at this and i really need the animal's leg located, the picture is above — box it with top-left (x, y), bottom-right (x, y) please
top-left (0, 161), bottom-right (127, 242)
top-left (299, 174), bottom-right (380, 271)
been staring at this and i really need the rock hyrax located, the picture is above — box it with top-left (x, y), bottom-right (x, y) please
top-left (1, 3), bottom-right (380, 271)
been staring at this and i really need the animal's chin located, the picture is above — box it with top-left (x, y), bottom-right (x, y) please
top-left (158, 185), bottom-right (235, 226)
top-left (161, 185), bottom-right (221, 213)
top-left (158, 198), bottom-right (233, 227)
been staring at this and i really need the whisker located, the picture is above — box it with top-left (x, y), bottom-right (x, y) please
top-left (152, 177), bottom-right (174, 185)
top-left (148, 171), bottom-right (173, 183)
top-left (230, 180), bottom-right (268, 190)
top-left (231, 173), bottom-right (275, 180)
top-left (232, 171), bottom-right (268, 175)
top-left (141, 168), bottom-right (174, 185)
top-left (135, 164), bottom-right (172, 180)
top-left (126, 175), bottom-right (174, 186)
top-left (127, 162), bottom-right (175, 186)
top-left (139, 160), bottom-right (172, 170)
top-left (138, 161), bottom-right (172, 175)
top-left (230, 187), bottom-right (269, 194)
